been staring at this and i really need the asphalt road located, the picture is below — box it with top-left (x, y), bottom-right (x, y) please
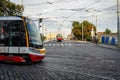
top-left (0, 40), bottom-right (120, 80)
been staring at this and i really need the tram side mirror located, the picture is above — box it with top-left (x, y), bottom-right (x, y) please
top-left (39, 18), bottom-right (42, 23)
top-left (39, 25), bottom-right (41, 28)
top-left (39, 23), bottom-right (42, 28)
top-left (39, 18), bottom-right (43, 28)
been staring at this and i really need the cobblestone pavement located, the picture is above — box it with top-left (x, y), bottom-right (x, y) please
top-left (0, 40), bottom-right (120, 80)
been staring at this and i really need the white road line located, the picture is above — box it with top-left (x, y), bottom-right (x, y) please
top-left (52, 44), bottom-right (55, 46)
top-left (68, 44), bottom-right (72, 46)
top-left (56, 44), bottom-right (58, 46)
top-left (49, 44), bottom-right (52, 46)
top-left (61, 44), bottom-right (64, 46)
top-left (64, 44), bottom-right (68, 46)
top-left (45, 44), bottom-right (75, 46)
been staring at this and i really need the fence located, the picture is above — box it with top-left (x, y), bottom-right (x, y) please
top-left (101, 36), bottom-right (117, 45)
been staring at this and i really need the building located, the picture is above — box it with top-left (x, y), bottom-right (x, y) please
top-left (67, 33), bottom-right (74, 40)
top-left (45, 32), bottom-right (57, 40)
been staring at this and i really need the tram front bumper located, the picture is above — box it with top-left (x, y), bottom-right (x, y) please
top-left (29, 54), bottom-right (45, 62)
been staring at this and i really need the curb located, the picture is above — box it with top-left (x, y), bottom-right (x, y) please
top-left (97, 44), bottom-right (120, 51)
top-left (43, 40), bottom-right (51, 44)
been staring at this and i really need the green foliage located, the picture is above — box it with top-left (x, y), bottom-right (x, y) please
top-left (72, 21), bottom-right (80, 29)
top-left (0, 0), bottom-right (24, 16)
top-left (72, 20), bottom-right (96, 41)
top-left (104, 28), bottom-right (112, 34)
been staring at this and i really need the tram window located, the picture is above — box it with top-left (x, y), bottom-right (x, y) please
top-left (0, 22), bottom-right (8, 45)
top-left (9, 21), bottom-right (26, 46)
top-left (0, 20), bottom-right (27, 46)
top-left (9, 22), bottom-right (19, 46)
top-left (0, 26), bottom-right (4, 45)
top-left (26, 18), bottom-right (43, 46)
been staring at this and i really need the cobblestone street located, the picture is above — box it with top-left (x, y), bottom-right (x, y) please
top-left (0, 41), bottom-right (120, 80)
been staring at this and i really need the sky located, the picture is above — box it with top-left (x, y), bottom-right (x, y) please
top-left (10, 0), bottom-right (119, 36)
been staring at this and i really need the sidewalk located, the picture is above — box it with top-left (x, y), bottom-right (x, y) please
top-left (69, 40), bottom-right (89, 44)
top-left (43, 40), bottom-right (51, 44)
top-left (97, 43), bottom-right (120, 50)
top-left (76, 40), bottom-right (120, 50)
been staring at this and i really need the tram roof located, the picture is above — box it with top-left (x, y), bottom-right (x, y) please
top-left (0, 16), bottom-right (23, 20)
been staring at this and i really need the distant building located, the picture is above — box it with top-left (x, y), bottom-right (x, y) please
top-left (97, 32), bottom-right (117, 38)
top-left (97, 32), bottom-right (104, 36)
top-left (45, 33), bottom-right (57, 40)
top-left (67, 33), bottom-right (74, 40)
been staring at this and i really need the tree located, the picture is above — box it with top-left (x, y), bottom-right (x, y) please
top-left (72, 20), bottom-right (96, 41)
top-left (0, 0), bottom-right (24, 16)
top-left (104, 28), bottom-right (112, 34)
top-left (72, 21), bottom-right (82, 40)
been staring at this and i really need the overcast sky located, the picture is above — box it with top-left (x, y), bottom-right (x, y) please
top-left (11, 0), bottom-right (119, 36)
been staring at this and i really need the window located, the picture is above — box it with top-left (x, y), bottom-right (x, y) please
top-left (25, 18), bottom-right (43, 47)
top-left (0, 20), bottom-right (26, 46)
top-left (9, 20), bottom-right (26, 46)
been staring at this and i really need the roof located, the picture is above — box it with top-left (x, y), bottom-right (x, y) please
top-left (0, 16), bottom-right (22, 20)
top-left (97, 32), bottom-right (105, 35)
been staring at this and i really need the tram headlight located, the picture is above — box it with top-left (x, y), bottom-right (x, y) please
top-left (39, 48), bottom-right (46, 54)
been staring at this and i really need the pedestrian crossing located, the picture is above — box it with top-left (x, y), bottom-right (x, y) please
top-left (44, 43), bottom-right (88, 47)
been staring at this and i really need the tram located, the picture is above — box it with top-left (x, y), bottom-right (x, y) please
top-left (0, 16), bottom-right (46, 63)
top-left (56, 34), bottom-right (63, 42)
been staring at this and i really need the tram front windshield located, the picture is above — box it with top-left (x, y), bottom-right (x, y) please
top-left (25, 18), bottom-right (43, 47)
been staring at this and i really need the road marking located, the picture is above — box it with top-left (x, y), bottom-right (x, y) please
top-left (57, 44), bottom-right (59, 46)
top-left (44, 43), bottom-right (88, 47)
top-left (44, 44), bottom-right (73, 46)
top-left (68, 44), bottom-right (71, 46)
top-left (52, 44), bottom-right (55, 46)
top-left (61, 44), bottom-right (64, 46)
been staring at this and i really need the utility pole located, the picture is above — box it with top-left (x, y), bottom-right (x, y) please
top-left (42, 26), bottom-right (44, 36)
top-left (50, 32), bottom-right (51, 40)
top-left (96, 15), bottom-right (97, 33)
top-left (91, 12), bottom-right (94, 41)
top-left (81, 16), bottom-right (86, 41)
top-left (44, 27), bottom-right (47, 36)
top-left (21, 0), bottom-right (23, 15)
top-left (117, 0), bottom-right (120, 48)
top-left (82, 21), bottom-right (84, 41)
top-left (21, 0), bottom-right (23, 5)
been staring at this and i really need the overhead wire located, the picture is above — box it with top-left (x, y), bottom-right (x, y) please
top-left (96, 0), bottom-right (118, 32)
top-left (61, 0), bottom-right (102, 23)
top-left (24, 0), bottom-right (117, 27)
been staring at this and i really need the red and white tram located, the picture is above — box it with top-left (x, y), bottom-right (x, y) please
top-left (0, 16), bottom-right (46, 63)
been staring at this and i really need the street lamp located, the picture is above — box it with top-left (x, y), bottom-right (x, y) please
top-left (21, 0), bottom-right (23, 15)
top-left (21, 0), bottom-right (23, 5)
